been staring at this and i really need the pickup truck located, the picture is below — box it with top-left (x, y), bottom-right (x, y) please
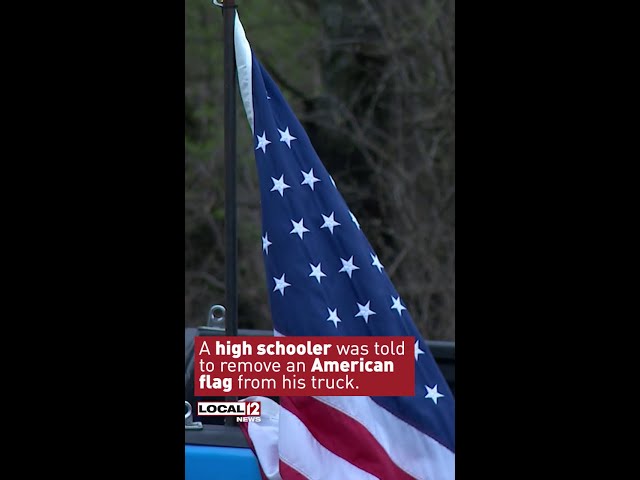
top-left (184, 313), bottom-right (455, 480)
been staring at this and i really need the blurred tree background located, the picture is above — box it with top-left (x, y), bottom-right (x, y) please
top-left (185, 0), bottom-right (455, 340)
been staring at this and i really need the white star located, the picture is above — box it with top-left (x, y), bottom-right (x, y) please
top-left (301, 168), bottom-right (321, 190)
top-left (371, 253), bottom-right (384, 273)
top-left (256, 131), bottom-right (271, 153)
top-left (290, 218), bottom-right (310, 240)
top-left (424, 384), bottom-right (444, 405)
top-left (355, 301), bottom-right (376, 324)
top-left (273, 274), bottom-right (291, 296)
top-left (414, 340), bottom-right (425, 361)
top-left (278, 127), bottom-right (297, 148)
top-left (270, 175), bottom-right (291, 197)
top-left (320, 212), bottom-right (341, 234)
top-left (339, 256), bottom-right (360, 278)
top-left (391, 296), bottom-right (407, 316)
top-left (309, 263), bottom-right (326, 284)
top-left (349, 211), bottom-right (360, 229)
top-left (262, 233), bottom-right (272, 255)
top-left (326, 308), bottom-right (341, 328)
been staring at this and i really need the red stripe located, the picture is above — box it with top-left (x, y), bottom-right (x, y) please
top-left (279, 459), bottom-right (310, 480)
top-left (281, 397), bottom-right (417, 480)
top-left (237, 422), bottom-right (270, 480)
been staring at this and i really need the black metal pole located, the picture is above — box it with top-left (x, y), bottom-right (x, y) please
top-left (223, 0), bottom-right (238, 340)
top-left (222, 0), bottom-right (238, 426)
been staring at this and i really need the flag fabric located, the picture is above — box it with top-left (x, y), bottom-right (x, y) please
top-left (232, 13), bottom-right (454, 480)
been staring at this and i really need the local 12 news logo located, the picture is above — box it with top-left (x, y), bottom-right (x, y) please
top-left (197, 401), bottom-right (261, 423)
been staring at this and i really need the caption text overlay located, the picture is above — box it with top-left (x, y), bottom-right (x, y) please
top-left (194, 336), bottom-right (414, 396)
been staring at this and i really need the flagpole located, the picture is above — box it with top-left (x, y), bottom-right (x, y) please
top-left (222, 0), bottom-right (238, 424)
top-left (222, 0), bottom-right (238, 340)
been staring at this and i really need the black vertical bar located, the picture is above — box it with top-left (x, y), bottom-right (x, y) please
top-left (223, 0), bottom-right (238, 426)
top-left (223, 0), bottom-right (238, 340)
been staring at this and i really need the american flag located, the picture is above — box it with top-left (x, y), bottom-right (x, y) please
top-left (233, 14), bottom-right (455, 480)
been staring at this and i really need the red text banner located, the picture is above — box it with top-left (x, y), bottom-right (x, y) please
top-left (194, 336), bottom-right (415, 397)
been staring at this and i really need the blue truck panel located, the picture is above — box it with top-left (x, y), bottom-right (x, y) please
top-left (185, 445), bottom-right (262, 480)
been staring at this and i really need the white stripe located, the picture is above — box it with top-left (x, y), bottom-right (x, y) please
top-left (315, 396), bottom-right (455, 480)
top-left (279, 406), bottom-right (377, 480)
top-left (234, 13), bottom-right (254, 133)
top-left (243, 397), bottom-right (283, 480)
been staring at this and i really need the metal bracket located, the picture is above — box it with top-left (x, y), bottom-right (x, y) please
top-left (185, 401), bottom-right (203, 431)
top-left (200, 304), bottom-right (226, 332)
